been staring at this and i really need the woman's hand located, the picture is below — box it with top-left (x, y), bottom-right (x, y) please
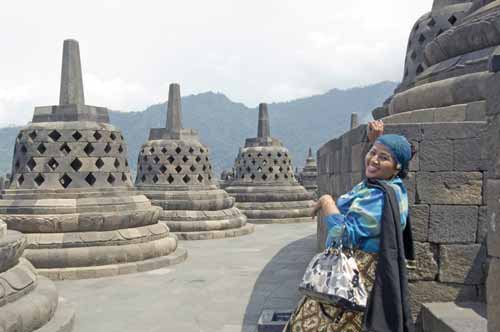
top-left (311, 194), bottom-right (340, 218)
top-left (367, 120), bottom-right (384, 143)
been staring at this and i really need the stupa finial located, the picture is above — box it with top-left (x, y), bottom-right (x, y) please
top-left (59, 39), bottom-right (85, 105)
top-left (308, 147), bottom-right (312, 158)
top-left (167, 83), bottom-right (182, 132)
top-left (257, 103), bottom-right (270, 138)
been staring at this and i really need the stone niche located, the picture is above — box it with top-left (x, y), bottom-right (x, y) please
top-left (0, 40), bottom-right (186, 280)
top-left (225, 103), bottom-right (315, 224)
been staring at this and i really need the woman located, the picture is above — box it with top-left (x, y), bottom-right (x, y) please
top-left (284, 120), bottom-right (415, 332)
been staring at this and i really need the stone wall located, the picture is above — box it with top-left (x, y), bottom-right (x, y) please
top-left (317, 121), bottom-right (489, 318)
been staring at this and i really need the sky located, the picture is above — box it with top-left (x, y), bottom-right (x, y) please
top-left (0, 0), bottom-right (433, 126)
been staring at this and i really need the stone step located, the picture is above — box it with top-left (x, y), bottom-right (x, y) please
top-left (421, 302), bottom-right (487, 332)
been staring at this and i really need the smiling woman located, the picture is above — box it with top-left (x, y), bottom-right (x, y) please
top-left (284, 121), bottom-right (416, 332)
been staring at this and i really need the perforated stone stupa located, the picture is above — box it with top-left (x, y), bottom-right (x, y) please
top-left (135, 83), bottom-right (254, 240)
top-left (0, 219), bottom-right (75, 331)
top-left (0, 39), bottom-right (186, 279)
top-left (224, 103), bottom-right (315, 224)
top-left (298, 148), bottom-right (318, 196)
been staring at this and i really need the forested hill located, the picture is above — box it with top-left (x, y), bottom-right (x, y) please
top-left (0, 81), bottom-right (397, 176)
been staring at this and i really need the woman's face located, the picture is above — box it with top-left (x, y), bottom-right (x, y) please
top-left (365, 143), bottom-right (399, 180)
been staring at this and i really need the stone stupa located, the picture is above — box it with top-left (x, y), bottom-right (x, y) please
top-left (134, 83), bottom-right (254, 240)
top-left (0, 40), bottom-right (186, 279)
top-left (298, 148), bottom-right (318, 197)
top-left (225, 103), bottom-right (315, 224)
top-left (0, 219), bottom-right (75, 331)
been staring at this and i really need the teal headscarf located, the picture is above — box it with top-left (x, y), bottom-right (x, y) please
top-left (375, 134), bottom-right (412, 171)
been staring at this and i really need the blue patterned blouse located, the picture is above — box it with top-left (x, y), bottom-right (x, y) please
top-left (324, 177), bottom-right (408, 253)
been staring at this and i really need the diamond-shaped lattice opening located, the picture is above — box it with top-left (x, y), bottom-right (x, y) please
top-left (410, 51), bottom-right (417, 60)
top-left (257, 153), bottom-right (262, 157)
top-left (95, 158), bottom-right (105, 169)
top-left (189, 147), bottom-right (194, 154)
top-left (72, 131), bottom-right (82, 141)
top-left (243, 160), bottom-right (247, 165)
top-left (15, 160), bottom-right (20, 170)
top-left (85, 172), bottom-right (96, 186)
top-left (241, 174), bottom-right (245, 179)
top-left (190, 165), bottom-right (196, 172)
top-left (197, 174), bottom-right (203, 182)
top-left (427, 17), bottom-right (435, 27)
top-left (275, 174), bottom-right (279, 180)
top-left (27, 158), bottom-right (36, 171)
top-left (284, 174), bottom-right (289, 179)
top-left (17, 133), bottom-right (23, 140)
top-left (175, 165), bottom-right (182, 173)
top-left (262, 160), bottom-right (267, 165)
top-left (161, 147), bottom-right (167, 154)
top-left (251, 159), bottom-right (256, 165)
top-left (37, 143), bottom-right (47, 154)
top-left (448, 15), bottom-right (457, 25)
top-left (160, 165), bottom-right (167, 174)
top-left (279, 167), bottom-right (284, 172)
top-left (175, 147), bottom-right (182, 154)
top-left (247, 154), bottom-right (251, 158)
top-left (146, 165), bottom-right (152, 172)
top-left (104, 143), bottom-right (112, 154)
top-left (84, 143), bottom-right (94, 155)
top-left (257, 167), bottom-right (262, 173)
top-left (269, 167), bottom-right (274, 172)
top-left (182, 156), bottom-right (189, 163)
top-left (34, 173), bottom-right (45, 186)
top-left (150, 147), bottom-right (155, 153)
top-left (141, 174), bottom-right (146, 182)
top-left (17, 174), bottom-right (25, 185)
top-left (29, 131), bottom-right (37, 140)
top-left (195, 156), bottom-right (201, 163)
top-left (59, 173), bottom-right (72, 188)
top-left (277, 152), bottom-right (282, 157)
top-left (262, 174), bottom-right (268, 180)
top-left (205, 157), bottom-right (209, 162)
top-left (416, 64), bottom-right (424, 75)
top-left (118, 145), bottom-right (124, 153)
top-left (274, 160), bottom-right (278, 165)
top-left (267, 153), bottom-right (272, 157)
top-left (121, 173), bottom-right (128, 182)
top-left (48, 130), bottom-right (61, 142)
top-left (114, 158), bottom-right (120, 168)
top-left (168, 156), bottom-right (175, 164)
top-left (250, 174), bottom-right (256, 180)
top-left (70, 158), bottom-right (82, 172)
top-left (182, 174), bottom-right (190, 183)
top-left (153, 156), bottom-right (160, 164)
top-left (200, 148), bottom-right (205, 153)
top-left (143, 155), bottom-right (148, 161)
top-left (110, 132), bottom-right (117, 141)
top-left (202, 165), bottom-right (208, 172)
top-left (152, 174), bottom-right (159, 183)
top-left (125, 160), bottom-right (128, 167)
top-left (47, 158), bottom-right (59, 171)
top-left (59, 143), bottom-right (71, 155)
top-left (20, 144), bottom-right (27, 154)
top-left (93, 131), bottom-right (102, 140)
top-left (167, 175), bottom-right (174, 184)
top-left (107, 173), bottom-right (116, 184)
top-left (246, 166), bottom-right (251, 172)
top-left (287, 167), bottom-right (291, 171)
top-left (418, 34), bottom-right (426, 44)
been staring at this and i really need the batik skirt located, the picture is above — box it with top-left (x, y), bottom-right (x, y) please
top-left (283, 250), bottom-right (378, 332)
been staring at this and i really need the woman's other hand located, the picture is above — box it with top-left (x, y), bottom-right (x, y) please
top-left (311, 194), bottom-right (340, 218)
top-left (367, 120), bottom-right (384, 143)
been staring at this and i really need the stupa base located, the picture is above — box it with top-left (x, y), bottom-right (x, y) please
top-left (36, 247), bottom-right (188, 280)
top-left (170, 222), bottom-right (255, 240)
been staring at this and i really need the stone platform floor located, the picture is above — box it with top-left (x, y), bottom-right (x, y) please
top-left (55, 223), bottom-right (317, 332)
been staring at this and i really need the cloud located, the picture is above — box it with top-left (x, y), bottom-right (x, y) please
top-left (0, 0), bottom-right (434, 126)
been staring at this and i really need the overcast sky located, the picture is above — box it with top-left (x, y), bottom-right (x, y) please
top-left (0, 0), bottom-right (433, 126)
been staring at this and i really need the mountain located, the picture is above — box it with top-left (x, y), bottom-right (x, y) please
top-left (0, 81), bottom-right (397, 178)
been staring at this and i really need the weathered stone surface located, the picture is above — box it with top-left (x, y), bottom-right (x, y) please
top-left (439, 244), bottom-right (487, 284)
top-left (486, 179), bottom-right (500, 257)
top-left (477, 206), bottom-right (488, 243)
top-left (454, 137), bottom-right (491, 171)
top-left (420, 140), bottom-right (453, 171)
top-left (403, 172), bottom-right (416, 205)
top-left (417, 172), bottom-right (483, 205)
top-left (409, 242), bottom-right (438, 281)
top-left (411, 205), bottom-right (430, 242)
top-left (429, 205), bottom-right (478, 243)
top-left (421, 302), bottom-right (487, 332)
